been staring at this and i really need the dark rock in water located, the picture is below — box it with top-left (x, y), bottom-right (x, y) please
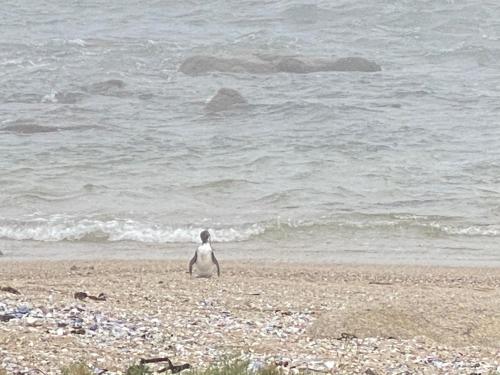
top-left (5, 93), bottom-right (43, 104)
top-left (274, 56), bottom-right (381, 73)
top-left (55, 91), bottom-right (86, 104)
top-left (179, 55), bottom-right (213, 75)
top-left (84, 79), bottom-right (126, 95)
top-left (275, 57), bottom-right (311, 73)
top-left (138, 93), bottom-right (154, 100)
top-left (317, 57), bottom-right (382, 72)
top-left (205, 88), bottom-right (247, 112)
top-left (180, 55), bottom-right (274, 75)
top-left (180, 55), bottom-right (381, 75)
top-left (2, 121), bottom-right (60, 134)
top-left (282, 4), bottom-right (323, 24)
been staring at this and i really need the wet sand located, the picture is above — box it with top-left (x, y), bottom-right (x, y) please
top-left (0, 260), bottom-right (499, 374)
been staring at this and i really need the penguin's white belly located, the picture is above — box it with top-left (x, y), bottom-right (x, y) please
top-left (195, 245), bottom-right (214, 277)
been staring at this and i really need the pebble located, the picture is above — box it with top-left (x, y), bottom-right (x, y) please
top-left (0, 266), bottom-right (498, 375)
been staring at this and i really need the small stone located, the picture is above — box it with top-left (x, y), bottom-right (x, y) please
top-left (25, 317), bottom-right (39, 326)
top-left (325, 361), bottom-right (335, 369)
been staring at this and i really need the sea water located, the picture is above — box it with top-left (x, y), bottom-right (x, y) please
top-left (1, 0), bottom-right (500, 265)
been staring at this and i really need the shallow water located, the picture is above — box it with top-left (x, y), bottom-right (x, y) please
top-left (1, 0), bottom-right (500, 265)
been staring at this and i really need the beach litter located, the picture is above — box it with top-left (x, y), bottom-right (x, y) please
top-left (0, 262), bottom-right (499, 375)
top-left (74, 292), bottom-right (107, 302)
top-left (0, 314), bottom-right (15, 322)
top-left (139, 357), bottom-right (191, 373)
top-left (0, 286), bottom-right (21, 295)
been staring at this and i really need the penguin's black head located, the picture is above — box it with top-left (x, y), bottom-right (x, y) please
top-left (200, 230), bottom-right (211, 244)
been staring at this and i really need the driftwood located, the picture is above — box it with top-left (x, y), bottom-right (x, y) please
top-left (74, 292), bottom-right (106, 301)
top-left (338, 332), bottom-right (358, 340)
top-left (140, 357), bottom-right (170, 365)
top-left (274, 360), bottom-right (289, 367)
top-left (298, 368), bottom-right (330, 374)
top-left (1, 286), bottom-right (21, 295)
top-left (88, 293), bottom-right (106, 301)
top-left (140, 357), bottom-right (191, 373)
top-left (31, 369), bottom-right (49, 375)
top-left (368, 281), bottom-right (393, 286)
top-left (74, 292), bottom-right (87, 300)
top-left (0, 314), bottom-right (15, 322)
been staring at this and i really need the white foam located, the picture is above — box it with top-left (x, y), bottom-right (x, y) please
top-left (68, 39), bottom-right (87, 47)
top-left (0, 214), bottom-right (498, 244)
top-left (0, 215), bottom-right (266, 243)
top-left (0, 58), bottom-right (24, 66)
top-left (427, 222), bottom-right (499, 236)
top-left (42, 90), bottom-right (58, 103)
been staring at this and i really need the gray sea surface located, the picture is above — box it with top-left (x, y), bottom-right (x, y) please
top-left (1, 0), bottom-right (500, 265)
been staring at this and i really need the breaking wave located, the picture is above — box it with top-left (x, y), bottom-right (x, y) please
top-left (0, 214), bottom-right (498, 244)
top-left (271, 214), bottom-right (500, 238)
top-left (0, 215), bottom-right (265, 243)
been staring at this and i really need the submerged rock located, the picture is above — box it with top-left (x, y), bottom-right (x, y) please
top-left (180, 55), bottom-right (381, 75)
top-left (205, 88), bottom-right (247, 112)
top-left (180, 56), bottom-right (275, 75)
top-left (316, 57), bottom-right (382, 72)
top-left (54, 91), bottom-right (86, 104)
top-left (2, 122), bottom-right (60, 134)
top-left (275, 57), bottom-right (311, 73)
top-left (1, 120), bottom-right (93, 134)
top-left (83, 79), bottom-right (126, 96)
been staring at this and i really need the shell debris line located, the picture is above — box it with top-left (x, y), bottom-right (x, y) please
top-left (0, 260), bottom-right (499, 374)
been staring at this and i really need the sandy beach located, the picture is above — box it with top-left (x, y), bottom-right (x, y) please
top-left (0, 260), bottom-right (499, 374)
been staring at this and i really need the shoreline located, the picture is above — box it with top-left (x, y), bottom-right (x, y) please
top-left (1, 260), bottom-right (499, 374)
top-left (2, 239), bottom-right (500, 268)
top-left (2, 255), bottom-right (500, 270)
top-left (2, 256), bottom-right (500, 268)
top-left (1, 250), bottom-right (500, 269)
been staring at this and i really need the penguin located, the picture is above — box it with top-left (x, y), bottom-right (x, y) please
top-left (189, 230), bottom-right (220, 278)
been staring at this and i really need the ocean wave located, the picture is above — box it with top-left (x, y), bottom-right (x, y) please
top-left (254, 214), bottom-right (500, 239)
top-left (0, 214), bottom-right (498, 244)
top-left (1, 120), bottom-right (61, 134)
top-left (188, 178), bottom-right (258, 191)
top-left (1, 119), bottom-right (96, 134)
top-left (0, 216), bottom-right (265, 243)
